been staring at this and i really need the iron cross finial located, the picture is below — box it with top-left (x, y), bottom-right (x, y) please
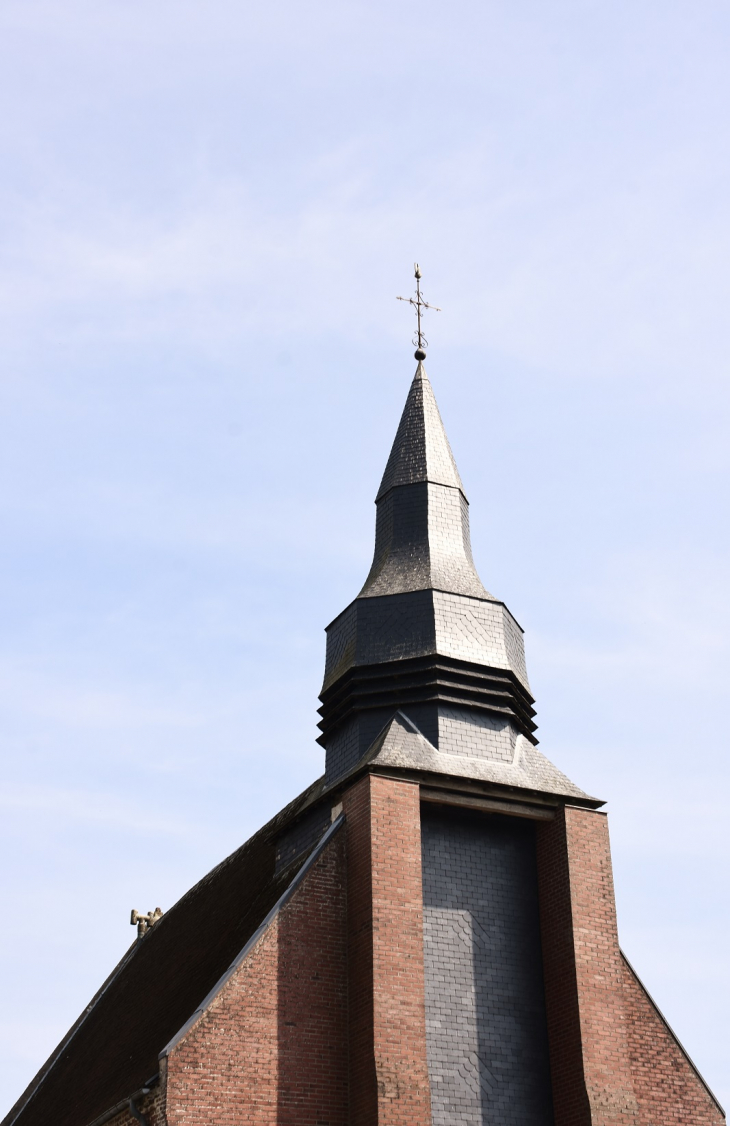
top-left (397, 263), bottom-right (441, 361)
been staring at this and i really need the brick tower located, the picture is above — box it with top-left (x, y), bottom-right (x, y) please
top-left (4, 357), bottom-right (723, 1126)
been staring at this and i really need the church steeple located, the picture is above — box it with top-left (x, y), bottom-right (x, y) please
top-left (318, 357), bottom-right (540, 785)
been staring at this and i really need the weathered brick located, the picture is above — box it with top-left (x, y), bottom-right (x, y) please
top-left (621, 955), bottom-right (724, 1125)
top-left (164, 829), bottom-right (348, 1126)
top-left (537, 807), bottom-right (639, 1126)
top-left (343, 773), bottom-right (432, 1126)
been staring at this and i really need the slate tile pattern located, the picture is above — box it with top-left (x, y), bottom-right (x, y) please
top-left (437, 705), bottom-right (518, 762)
top-left (359, 483), bottom-right (490, 601)
top-left (359, 711), bottom-right (592, 800)
top-left (421, 806), bottom-right (555, 1126)
top-left (375, 362), bottom-right (465, 499)
top-left (320, 363), bottom-right (541, 786)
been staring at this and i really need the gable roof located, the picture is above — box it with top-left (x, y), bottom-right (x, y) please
top-left (3, 776), bottom-right (327, 1126)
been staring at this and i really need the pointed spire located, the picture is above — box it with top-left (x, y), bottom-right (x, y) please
top-left (376, 363), bottom-right (464, 501)
top-left (319, 349), bottom-right (540, 789)
top-left (359, 364), bottom-right (492, 601)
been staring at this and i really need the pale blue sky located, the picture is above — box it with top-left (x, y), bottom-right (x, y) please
top-left (1, 0), bottom-right (729, 1110)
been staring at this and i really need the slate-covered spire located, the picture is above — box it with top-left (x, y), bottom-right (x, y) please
top-left (375, 361), bottom-right (464, 498)
top-left (318, 358), bottom-right (540, 784)
top-left (359, 363), bottom-right (492, 601)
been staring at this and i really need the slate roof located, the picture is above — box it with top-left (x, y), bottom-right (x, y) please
top-left (320, 361), bottom-right (539, 779)
top-left (359, 363), bottom-right (492, 601)
top-left (359, 711), bottom-right (596, 803)
top-left (376, 363), bottom-right (465, 500)
top-left (3, 777), bottom-right (327, 1126)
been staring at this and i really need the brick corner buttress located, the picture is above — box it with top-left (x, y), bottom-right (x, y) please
top-left (342, 773), bottom-right (433, 1126)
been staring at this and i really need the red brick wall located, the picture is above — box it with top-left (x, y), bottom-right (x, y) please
top-left (108, 791), bottom-right (723, 1126)
top-left (99, 1109), bottom-right (138, 1126)
top-left (166, 899), bottom-right (279, 1124)
top-left (96, 1080), bottom-right (167, 1126)
top-left (277, 830), bottom-right (349, 1126)
top-left (342, 776), bottom-right (378, 1126)
top-left (342, 774), bottom-right (432, 1126)
top-left (537, 806), bottom-right (639, 1126)
top-left (621, 956), bottom-right (725, 1125)
top-left (164, 828), bottom-right (348, 1126)
top-left (100, 1111), bottom-right (140, 1126)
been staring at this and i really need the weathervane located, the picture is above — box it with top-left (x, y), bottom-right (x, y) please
top-left (397, 263), bottom-right (441, 361)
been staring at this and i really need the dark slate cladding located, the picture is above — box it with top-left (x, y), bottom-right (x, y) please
top-left (359, 483), bottom-right (489, 601)
top-left (4, 778), bottom-right (331, 1126)
top-left (323, 701), bottom-right (443, 783)
top-left (274, 802), bottom-right (332, 874)
top-left (375, 362), bottom-right (464, 499)
top-left (421, 805), bottom-right (554, 1126)
top-left (319, 363), bottom-right (536, 783)
top-left (324, 590), bottom-right (436, 688)
top-left (319, 588), bottom-right (536, 784)
top-left (321, 716), bottom-right (363, 784)
top-left (360, 483), bottom-right (432, 596)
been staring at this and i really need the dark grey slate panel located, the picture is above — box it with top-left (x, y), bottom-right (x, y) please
top-left (354, 589), bottom-right (437, 666)
top-left (376, 363), bottom-right (464, 500)
top-left (421, 806), bottom-right (554, 1126)
top-left (359, 482), bottom-right (490, 601)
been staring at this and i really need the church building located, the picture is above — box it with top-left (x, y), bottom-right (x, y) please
top-left (3, 303), bottom-right (724, 1125)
